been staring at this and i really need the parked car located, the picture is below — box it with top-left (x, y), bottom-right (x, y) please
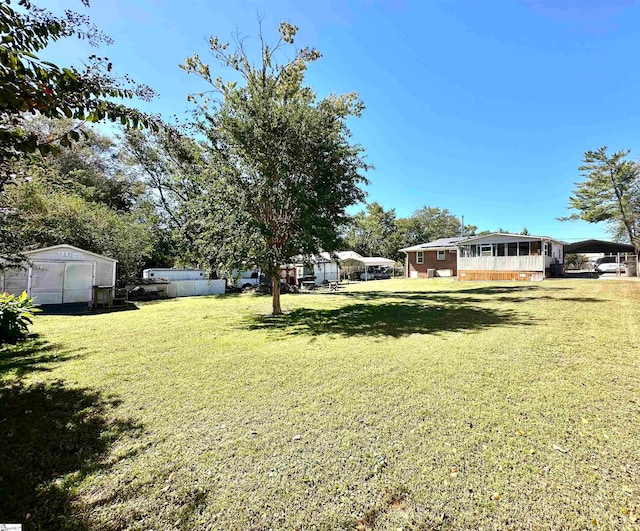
top-left (359, 267), bottom-right (391, 280)
top-left (594, 257), bottom-right (625, 273)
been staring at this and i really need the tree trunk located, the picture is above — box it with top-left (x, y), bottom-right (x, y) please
top-left (271, 275), bottom-right (282, 315)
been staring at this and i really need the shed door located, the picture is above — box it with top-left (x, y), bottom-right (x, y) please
top-left (63, 262), bottom-right (95, 303)
top-left (30, 261), bottom-right (65, 304)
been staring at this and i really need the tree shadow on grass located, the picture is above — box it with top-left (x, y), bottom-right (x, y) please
top-left (321, 288), bottom-right (606, 305)
top-left (0, 379), bottom-right (143, 529)
top-left (0, 337), bottom-right (87, 379)
top-left (247, 301), bottom-right (534, 338)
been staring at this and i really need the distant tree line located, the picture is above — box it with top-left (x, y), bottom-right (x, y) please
top-left (342, 202), bottom-right (477, 262)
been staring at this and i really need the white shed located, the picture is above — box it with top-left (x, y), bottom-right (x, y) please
top-left (0, 244), bottom-right (117, 305)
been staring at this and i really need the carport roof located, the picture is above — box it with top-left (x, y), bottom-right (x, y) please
top-left (564, 239), bottom-right (636, 254)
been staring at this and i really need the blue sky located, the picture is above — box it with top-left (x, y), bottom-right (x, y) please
top-left (44, 0), bottom-right (640, 241)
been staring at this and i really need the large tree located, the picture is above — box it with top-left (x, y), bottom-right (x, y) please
top-left (343, 202), bottom-right (397, 259)
top-left (181, 22), bottom-right (370, 314)
top-left (566, 147), bottom-right (639, 248)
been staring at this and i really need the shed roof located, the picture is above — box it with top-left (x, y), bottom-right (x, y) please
top-left (564, 239), bottom-right (636, 254)
top-left (399, 237), bottom-right (465, 253)
top-left (25, 244), bottom-right (118, 262)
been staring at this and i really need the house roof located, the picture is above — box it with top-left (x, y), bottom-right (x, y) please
top-left (456, 233), bottom-right (567, 246)
top-left (399, 237), bottom-right (465, 253)
top-left (564, 239), bottom-right (636, 254)
top-left (25, 244), bottom-right (118, 262)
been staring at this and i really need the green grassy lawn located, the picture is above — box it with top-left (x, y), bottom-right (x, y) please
top-left (1, 279), bottom-right (640, 530)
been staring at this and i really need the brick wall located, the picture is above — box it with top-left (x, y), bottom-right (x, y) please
top-left (407, 249), bottom-right (458, 278)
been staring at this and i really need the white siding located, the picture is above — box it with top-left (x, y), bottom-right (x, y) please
top-left (313, 262), bottom-right (340, 284)
top-left (29, 261), bottom-right (65, 304)
top-left (2, 245), bottom-right (116, 305)
top-left (28, 247), bottom-right (116, 288)
top-left (143, 269), bottom-right (207, 281)
top-left (172, 279), bottom-right (225, 297)
top-left (458, 256), bottom-right (545, 271)
top-left (2, 267), bottom-right (29, 295)
top-left (95, 261), bottom-right (114, 286)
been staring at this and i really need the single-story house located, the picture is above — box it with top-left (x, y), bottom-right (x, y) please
top-left (456, 233), bottom-right (566, 281)
top-left (0, 244), bottom-right (117, 306)
top-left (399, 237), bottom-right (465, 278)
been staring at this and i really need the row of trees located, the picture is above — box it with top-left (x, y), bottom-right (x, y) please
top-left (343, 202), bottom-right (476, 262)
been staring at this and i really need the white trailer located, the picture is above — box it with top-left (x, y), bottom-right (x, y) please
top-left (0, 244), bottom-right (117, 306)
top-left (143, 268), bottom-right (206, 281)
top-left (141, 268), bottom-right (225, 296)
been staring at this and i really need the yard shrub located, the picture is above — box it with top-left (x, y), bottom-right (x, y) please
top-left (0, 291), bottom-right (40, 344)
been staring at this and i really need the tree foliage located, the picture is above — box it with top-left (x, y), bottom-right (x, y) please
top-left (0, 0), bottom-right (157, 181)
top-left (343, 202), bottom-right (397, 259)
top-left (181, 22), bottom-right (370, 314)
top-left (396, 206), bottom-right (471, 249)
top-left (1, 119), bottom-right (155, 278)
top-left (123, 127), bottom-right (207, 267)
top-left (4, 178), bottom-right (153, 280)
top-left (566, 147), bottom-right (639, 248)
top-left (343, 203), bottom-right (476, 262)
top-left (0, 0), bottom-right (159, 271)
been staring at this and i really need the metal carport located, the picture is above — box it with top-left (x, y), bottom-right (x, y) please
top-left (564, 239), bottom-right (636, 254)
top-left (564, 239), bottom-right (638, 277)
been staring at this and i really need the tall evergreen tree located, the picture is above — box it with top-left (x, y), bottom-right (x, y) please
top-left (566, 147), bottom-right (639, 248)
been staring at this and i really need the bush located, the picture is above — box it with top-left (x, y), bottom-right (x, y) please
top-left (565, 253), bottom-right (589, 270)
top-left (0, 292), bottom-right (40, 344)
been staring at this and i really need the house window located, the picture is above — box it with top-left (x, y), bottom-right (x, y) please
top-left (461, 245), bottom-right (476, 257)
top-left (480, 244), bottom-right (493, 257)
top-left (545, 242), bottom-right (552, 257)
top-left (437, 250), bottom-right (445, 260)
top-left (508, 243), bottom-right (518, 256)
top-left (417, 251), bottom-right (424, 264)
top-left (519, 242), bottom-right (530, 256)
top-left (496, 243), bottom-right (506, 256)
